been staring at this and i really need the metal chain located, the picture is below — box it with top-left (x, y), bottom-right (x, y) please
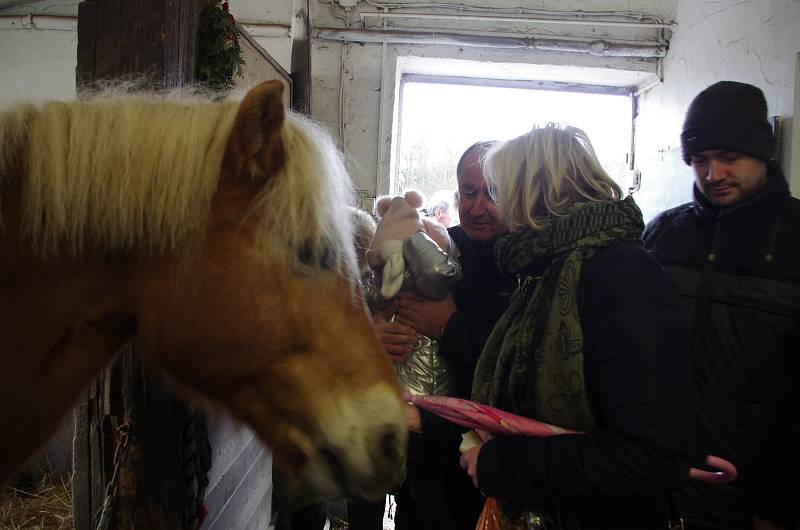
top-left (184, 410), bottom-right (211, 530)
top-left (184, 412), bottom-right (200, 530)
top-left (95, 420), bottom-right (132, 530)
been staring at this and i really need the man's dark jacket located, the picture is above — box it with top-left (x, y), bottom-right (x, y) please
top-left (643, 163), bottom-right (800, 530)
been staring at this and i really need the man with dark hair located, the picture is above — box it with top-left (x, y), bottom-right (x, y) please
top-left (644, 81), bottom-right (800, 530)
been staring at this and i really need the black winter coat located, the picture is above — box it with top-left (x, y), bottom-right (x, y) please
top-left (643, 165), bottom-right (800, 530)
top-left (476, 240), bottom-right (693, 530)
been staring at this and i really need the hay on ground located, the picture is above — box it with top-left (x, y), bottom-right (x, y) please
top-left (0, 473), bottom-right (72, 530)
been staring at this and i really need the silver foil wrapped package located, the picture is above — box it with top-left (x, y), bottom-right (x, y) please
top-left (361, 272), bottom-right (390, 313)
top-left (402, 232), bottom-right (462, 300)
top-left (396, 334), bottom-right (455, 396)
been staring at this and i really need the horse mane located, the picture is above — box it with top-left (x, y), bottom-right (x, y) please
top-left (0, 93), bottom-right (357, 278)
top-left (259, 112), bottom-right (357, 279)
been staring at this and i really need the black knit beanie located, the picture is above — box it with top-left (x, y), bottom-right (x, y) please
top-left (681, 81), bottom-right (776, 164)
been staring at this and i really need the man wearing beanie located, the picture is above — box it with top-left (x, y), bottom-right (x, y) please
top-left (644, 81), bottom-right (800, 530)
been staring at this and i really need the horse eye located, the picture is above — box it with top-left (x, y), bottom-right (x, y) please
top-left (297, 241), bottom-right (337, 270)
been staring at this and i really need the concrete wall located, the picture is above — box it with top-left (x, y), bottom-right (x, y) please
top-left (0, 16), bottom-right (77, 104)
top-left (235, 26), bottom-right (292, 107)
top-left (634, 0), bottom-right (800, 222)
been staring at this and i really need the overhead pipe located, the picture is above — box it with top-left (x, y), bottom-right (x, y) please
top-left (359, 12), bottom-right (676, 30)
top-left (0, 14), bottom-right (77, 31)
top-left (315, 28), bottom-right (667, 58)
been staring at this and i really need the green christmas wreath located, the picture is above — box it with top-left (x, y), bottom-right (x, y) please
top-left (196, 1), bottom-right (245, 93)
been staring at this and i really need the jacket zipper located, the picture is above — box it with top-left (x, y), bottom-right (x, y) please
top-left (690, 212), bottom-right (723, 351)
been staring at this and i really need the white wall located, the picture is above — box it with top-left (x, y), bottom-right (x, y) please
top-left (0, 18), bottom-right (292, 107)
top-left (635, 0), bottom-right (800, 222)
top-left (0, 21), bottom-right (77, 105)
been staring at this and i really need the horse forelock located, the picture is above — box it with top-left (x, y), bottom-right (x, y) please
top-left (0, 94), bottom-right (238, 257)
top-left (254, 111), bottom-right (358, 282)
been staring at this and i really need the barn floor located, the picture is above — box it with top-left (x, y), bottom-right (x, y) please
top-left (0, 475), bottom-right (395, 530)
top-left (0, 473), bottom-right (72, 530)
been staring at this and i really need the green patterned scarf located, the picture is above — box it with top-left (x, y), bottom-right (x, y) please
top-left (472, 196), bottom-right (644, 431)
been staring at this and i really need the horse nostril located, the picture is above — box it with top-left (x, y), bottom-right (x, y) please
top-left (319, 445), bottom-right (347, 479)
top-left (379, 429), bottom-right (401, 462)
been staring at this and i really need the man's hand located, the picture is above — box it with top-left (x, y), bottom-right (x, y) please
top-left (395, 292), bottom-right (457, 339)
top-left (371, 300), bottom-right (418, 363)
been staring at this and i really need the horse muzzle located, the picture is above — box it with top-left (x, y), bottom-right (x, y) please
top-left (304, 384), bottom-right (408, 499)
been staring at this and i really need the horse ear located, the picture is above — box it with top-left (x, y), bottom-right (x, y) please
top-left (231, 80), bottom-right (287, 180)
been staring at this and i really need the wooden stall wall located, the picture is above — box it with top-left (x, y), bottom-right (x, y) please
top-left (203, 416), bottom-right (273, 530)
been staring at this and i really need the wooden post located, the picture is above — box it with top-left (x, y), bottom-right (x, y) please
top-left (77, 0), bottom-right (198, 89)
top-left (290, 0), bottom-right (311, 113)
top-left (73, 1), bottom-right (203, 528)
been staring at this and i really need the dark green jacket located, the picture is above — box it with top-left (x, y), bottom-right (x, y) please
top-left (643, 164), bottom-right (800, 530)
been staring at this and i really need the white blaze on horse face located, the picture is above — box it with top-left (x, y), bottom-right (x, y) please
top-left (303, 383), bottom-right (407, 500)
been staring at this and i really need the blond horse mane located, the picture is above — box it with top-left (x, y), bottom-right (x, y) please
top-left (0, 94), bottom-right (356, 278)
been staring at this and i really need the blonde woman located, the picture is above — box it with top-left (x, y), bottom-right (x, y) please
top-left (460, 124), bottom-right (693, 530)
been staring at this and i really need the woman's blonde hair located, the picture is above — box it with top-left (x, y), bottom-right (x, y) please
top-left (484, 123), bottom-right (622, 231)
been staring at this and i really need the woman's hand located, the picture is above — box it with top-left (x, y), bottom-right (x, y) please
top-left (459, 429), bottom-right (490, 490)
top-left (405, 403), bottom-right (422, 433)
top-left (460, 445), bottom-right (482, 489)
top-left (395, 292), bottom-right (457, 339)
top-left (371, 300), bottom-right (417, 363)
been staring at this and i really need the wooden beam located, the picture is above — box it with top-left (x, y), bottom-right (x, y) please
top-left (74, 1), bottom-right (204, 528)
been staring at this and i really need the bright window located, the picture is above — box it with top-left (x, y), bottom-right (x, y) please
top-left (393, 75), bottom-right (634, 202)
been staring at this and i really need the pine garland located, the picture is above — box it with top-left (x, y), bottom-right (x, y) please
top-left (196, 1), bottom-right (245, 93)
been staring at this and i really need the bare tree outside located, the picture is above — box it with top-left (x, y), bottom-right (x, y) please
top-left (396, 138), bottom-right (461, 197)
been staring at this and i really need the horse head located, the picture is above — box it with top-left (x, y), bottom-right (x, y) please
top-left (135, 81), bottom-right (407, 499)
top-left (0, 81), bottom-right (407, 499)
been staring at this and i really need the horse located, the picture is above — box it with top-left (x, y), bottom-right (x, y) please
top-left (0, 80), bottom-right (407, 500)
